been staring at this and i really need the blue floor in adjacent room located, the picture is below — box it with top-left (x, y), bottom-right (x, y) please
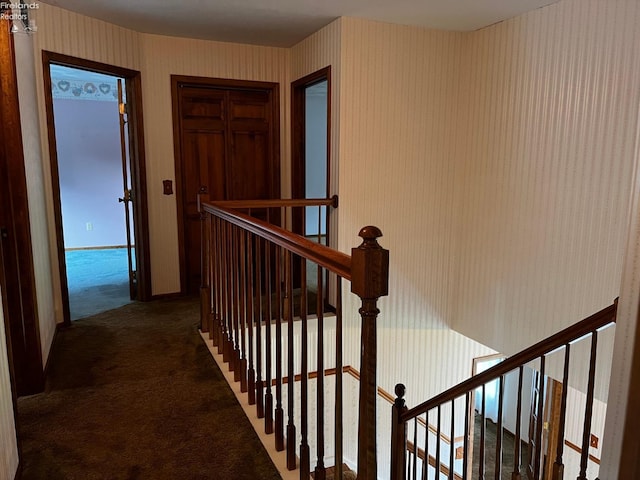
top-left (65, 248), bottom-right (133, 321)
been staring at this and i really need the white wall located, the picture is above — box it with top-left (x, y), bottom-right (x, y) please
top-left (0, 289), bottom-right (19, 480)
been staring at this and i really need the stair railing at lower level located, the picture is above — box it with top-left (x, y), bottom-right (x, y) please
top-left (198, 196), bottom-right (388, 480)
top-left (391, 300), bottom-right (617, 480)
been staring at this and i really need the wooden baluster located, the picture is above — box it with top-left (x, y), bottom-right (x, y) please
top-left (264, 241), bottom-right (274, 434)
top-left (207, 214), bottom-right (215, 337)
top-left (199, 195), bottom-right (210, 333)
top-left (275, 246), bottom-right (285, 451)
top-left (422, 411), bottom-right (428, 480)
top-left (512, 366), bottom-right (524, 480)
top-left (247, 231), bottom-right (256, 405)
top-left (391, 384), bottom-right (408, 480)
top-left (317, 204), bottom-right (322, 244)
top-left (413, 419), bottom-right (418, 480)
top-left (553, 345), bottom-right (570, 480)
top-left (351, 226), bottom-right (389, 480)
top-left (209, 214), bottom-right (218, 342)
top-left (221, 221), bottom-right (228, 358)
top-left (315, 265), bottom-right (326, 480)
top-left (232, 225), bottom-right (241, 378)
top-left (300, 255), bottom-right (310, 479)
top-left (578, 332), bottom-right (598, 480)
top-left (480, 384), bottom-right (486, 480)
top-left (464, 392), bottom-right (470, 480)
top-left (495, 376), bottom-right (504, 480)
top-left (449, 400), bottom-right (455, 480)
top-left (238, 228), bottom-right (248, 392)
top-left (226, 223), bottom-right (236, 369)
top-left (534, 357), bottom-right (546, 480)
top-left (255, 237), bottom-right (265, 419)
top-left (220, 220), bottom-right (230, 359)
top-left (214, 217), bottom-right (222, 351)
top-left (436, 405), bottom-right (441, 478)
top-left (335, 277), bottom-right (343, 480)
top-left (285, 250), bottom-right (296, 470)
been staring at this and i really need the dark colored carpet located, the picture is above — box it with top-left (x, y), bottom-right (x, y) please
top-left (17, 297), bottom-right (281, 480)
top-left (472, 414), bottom-right (531, 480)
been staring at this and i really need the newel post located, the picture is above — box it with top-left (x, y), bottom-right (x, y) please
top-left (198, 190), bottom-right (210, 333)
top-left (351, 226), bottom-right (389, 480)
top-left (391, 384), bottom-right (408, 480)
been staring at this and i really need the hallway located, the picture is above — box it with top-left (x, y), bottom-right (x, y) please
top-left (16, 297), bottom-right (280, 479)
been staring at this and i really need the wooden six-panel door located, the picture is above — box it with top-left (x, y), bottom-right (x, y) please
top-left (172, 77), bottom-right (280, 293)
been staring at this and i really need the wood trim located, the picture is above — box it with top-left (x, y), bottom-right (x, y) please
top-left (565, 440), bottom-right (600, 465)
top-left (0, 14), bottom-right (43, 395)
top-left (171, 75), bottom-right (282, 294)
top-left (43, 51), bottom-right (140, 79)
top-left (41, 51), bottom-right (152, 318)
top-left (41, 321), bottom-right (64, 378)
top-left (291, 67), bottom-right (332, 198)
top-left (291, 67), bottom-right (332, 238)
top-left (64, 245), bottom-right (129, 251)
top-left (125, 67), bottom-right (151, 302)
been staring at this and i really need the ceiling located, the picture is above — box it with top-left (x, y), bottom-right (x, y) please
top-left (43, 0), bottom-right (561, 48)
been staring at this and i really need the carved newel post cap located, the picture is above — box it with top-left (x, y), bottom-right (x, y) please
top-left (351, 226), bottom-right (389, 299)
top-left (358, 226), bottom-right (383, 246)
top-left (394, 383), bottom-right (406, 408)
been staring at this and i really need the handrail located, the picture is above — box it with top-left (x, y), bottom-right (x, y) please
top-left (401, 300), bottom-right (617, 421)
top-left (207, 195), bottom-right (339, 210)
top-left (199, 196), bottom-right (388, 479)
top-left (201, 199), bottom-right (352, 280)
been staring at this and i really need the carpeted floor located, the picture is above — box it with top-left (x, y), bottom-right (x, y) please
top-left (65, 248), bottom-right (133, 321)
top-left (17, 296), bottom-right (281, 480)
top-left (472, 414), bottom-right (530, 480)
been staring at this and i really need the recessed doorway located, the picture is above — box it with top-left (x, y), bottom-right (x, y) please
top-left (43, 52), bottom-right (151, 324)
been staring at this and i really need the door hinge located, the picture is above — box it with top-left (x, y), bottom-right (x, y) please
top-left (119, 189), bottom-right (133, 203)
top-left (0, 226), bottom-right (7, 239)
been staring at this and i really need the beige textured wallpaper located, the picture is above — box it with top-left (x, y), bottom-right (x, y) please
top-left (0, 291), bottom-right (18, 480)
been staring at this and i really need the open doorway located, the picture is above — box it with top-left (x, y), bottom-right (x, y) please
top-left (292, 67), bottom-right (330, 242)
top-left (43, 53), bottom-right (151, 324)
top-left (292, 68), bottom-right (331, 306)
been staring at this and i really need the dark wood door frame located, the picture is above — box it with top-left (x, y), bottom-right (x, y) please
top-left (42, 51), bottom-right (151, 326)
top-left (171, 75), bottom-right (281, 294)
top-left (0, 13), bottom-right (44, 398)
top-left (291, 66), bottom-right (331, 235)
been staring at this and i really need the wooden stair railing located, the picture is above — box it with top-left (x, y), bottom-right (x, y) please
top-left (198, 196), bottom-right (388, 480)
top-left (391, 300), bottom-right (618, 480)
